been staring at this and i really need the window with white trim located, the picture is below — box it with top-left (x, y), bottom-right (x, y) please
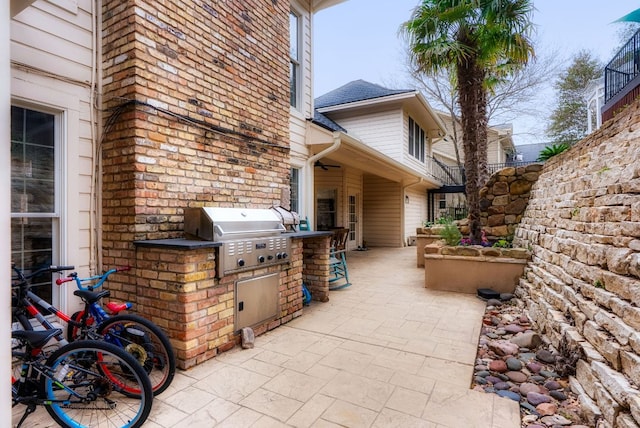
top-left (289, 11), bottom-right (300, 108)
top-left (290, 167), bottom-right (300, 213)
top-left (11, 105), bottom-right (60, 303)
top-left (408, 116), bottom-right (426, 162)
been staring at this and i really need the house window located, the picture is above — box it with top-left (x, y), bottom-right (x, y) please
top-left (11, 105), bottom-right (60, 304)
top-left (408, 117), bottom-right (425, 162)
top-left (289, 11), bottom-right (300, 108)
top-left (290, 167), bottom-right (300, 213)
top-left (348, 195), bottom-right (356, 242)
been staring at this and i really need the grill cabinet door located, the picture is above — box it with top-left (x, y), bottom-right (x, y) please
top-left (235, 273), bottom-right (279, 330)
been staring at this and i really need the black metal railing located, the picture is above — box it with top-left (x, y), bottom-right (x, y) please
top-left (487, 161), bottom-right (535, 175)
top-left (428, 157), bottom-right (537, 186)
top-left (605, 29), bottom-right (640, 103)
top-left (428, 156), bottom-right (464, 186)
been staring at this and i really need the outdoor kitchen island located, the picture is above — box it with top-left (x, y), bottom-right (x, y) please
top-left (133, 229), bottom-right (332, 369)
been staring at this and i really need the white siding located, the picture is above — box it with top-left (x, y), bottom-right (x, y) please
top-left (334, 108), bottom-right (403, 159)
top-left (363, 175), bottom-right (402, 247)
top-left (404, 187), bottom-right (426, 244)
top-left (11, 0), bottom-right (95, 313)
top-left (289, 1), bottom-right (312, 164)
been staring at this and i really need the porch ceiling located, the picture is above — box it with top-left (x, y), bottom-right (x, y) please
top-left (311, 135), bottom-right (440, 189)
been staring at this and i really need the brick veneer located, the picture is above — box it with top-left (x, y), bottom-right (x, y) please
top-left (101, 1), bottom-right (290, 298)
top-left (134, 238), bottom-right (309, 369)
top-left (514, 99), bottom-right (640, 427)
top-left (100, 0), bottom-right (298, 368)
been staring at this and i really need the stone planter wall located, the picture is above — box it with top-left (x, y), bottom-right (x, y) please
top-left (514, 99), bottom-right (640, 427)
top-left (424, 246), bottom-right (530, 294)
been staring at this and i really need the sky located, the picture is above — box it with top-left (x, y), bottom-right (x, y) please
top-left (313, 0), bottom-right (636, 145)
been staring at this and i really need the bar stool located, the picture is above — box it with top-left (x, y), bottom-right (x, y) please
top-left (328, 228), bottom-right (350, 290)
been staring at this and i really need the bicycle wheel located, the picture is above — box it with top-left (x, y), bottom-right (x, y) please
top-left (40, 340), bottom-right (153, 428)
top-left (97, 313), bottom-right (176, 395)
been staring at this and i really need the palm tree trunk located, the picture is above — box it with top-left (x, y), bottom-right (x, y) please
top-left (457, 50), bottom-right (487, 244)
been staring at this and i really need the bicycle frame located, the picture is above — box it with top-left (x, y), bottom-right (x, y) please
top-left (13, 265), bottom-right (132, 342)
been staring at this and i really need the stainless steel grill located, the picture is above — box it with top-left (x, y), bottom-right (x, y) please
top-left (184, 207), bottom-right (291, 277)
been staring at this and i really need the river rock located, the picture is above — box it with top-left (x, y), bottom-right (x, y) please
top-left (486, 376), bottom-right (503, 384)
top-left (540, 414), bottom-right (572, 425)
top-left (536, 402), bottom-right (557, 416)
top-left (496, 390), bottom-right (520, 401)
top-left (494, 382), bottom-right (510, 390)
top-left (536, 349), bottom-right (556, 364)
top-left (506, 357), bottom-right (523, 371)
top-left (505, 371), bottom-right (528, 383)
top-left (519, 382), bottom-right (541, 396)
top-left (489, 360), bottom-right (508, 372)
top-left (504, 324), bottom-right (525, 334)
top-left (550, 390), bottom-right (568, 401)
top-left (510, 332), bottom-right (543, 349)
top-left (526, 361), bottom-right (542, 373)
top-left (489, 340), bottom-right (520, 356)
top-left (543, 380), bottom-right (561, 391)
top-left (527, 392), bottom-right (552, 406)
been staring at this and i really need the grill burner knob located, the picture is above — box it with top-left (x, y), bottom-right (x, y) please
top-left (282, 252), bottom-right (288, 259)
top-left (258, 255), bottom-right (265, 263)
top-left (276, 253), bottom-right (282, 260)
top-left (238, 259), bottom-right (245, 267)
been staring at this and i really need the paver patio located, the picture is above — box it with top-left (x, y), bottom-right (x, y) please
top-left (13, 246), bottom-right (519, 427)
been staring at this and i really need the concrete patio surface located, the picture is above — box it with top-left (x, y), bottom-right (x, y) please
top-left (14, 246), bottom-right (520, 427)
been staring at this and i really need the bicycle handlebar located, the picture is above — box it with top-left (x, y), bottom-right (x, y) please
top-left (57, 266), bottom-right (131, 290)
top-left (12, 264), bottom-right (76, 283)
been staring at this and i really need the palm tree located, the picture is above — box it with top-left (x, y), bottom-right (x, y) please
top-left (403, 0), bottom-right (535, 243)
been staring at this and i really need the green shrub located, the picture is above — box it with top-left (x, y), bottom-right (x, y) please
top-left (438, 222), bottom-right (462, 246)
top-left (537, 143), bottom-right (570, 161)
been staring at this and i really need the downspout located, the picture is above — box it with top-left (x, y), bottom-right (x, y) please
top-left (304, 134), bottom-right (341, 230)
top-left (402, 177), bottom-right (423, 246)
top-left (88, 0), bottom-right (98, 274)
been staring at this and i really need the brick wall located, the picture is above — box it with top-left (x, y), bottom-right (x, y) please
top-left (514, 100), bottom-right (640, 427)
top-left (101, 0), bottom-right (290, 290)
top-left (135, 239), bottom-right (305, 369)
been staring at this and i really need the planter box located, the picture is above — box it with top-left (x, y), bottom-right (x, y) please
top-left (415, 234), bottom-right (441, 267)
top-left (424, 247), bottom-right (529, 294)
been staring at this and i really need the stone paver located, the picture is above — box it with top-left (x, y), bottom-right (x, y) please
top-left (12, 247), bottom-right (519, 427)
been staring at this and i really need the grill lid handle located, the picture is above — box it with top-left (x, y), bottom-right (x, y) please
top-left (214, 224), bottom-right (286, 237)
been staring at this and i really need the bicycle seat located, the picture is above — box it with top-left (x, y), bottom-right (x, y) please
top-left (74, 289), bottom-right (110, 304)
top-left (13, 329), bottom-right (62, 349)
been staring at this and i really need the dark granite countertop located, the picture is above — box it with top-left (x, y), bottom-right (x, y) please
top-left (133, 239), bottom-right (221, 249)
top-left (133, 231), bottom-right (331, 249)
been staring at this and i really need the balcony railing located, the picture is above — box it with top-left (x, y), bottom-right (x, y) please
top-left (428, 157), bottom-right (537, 187)
top-left (603, 29), bottom-right (640, 121)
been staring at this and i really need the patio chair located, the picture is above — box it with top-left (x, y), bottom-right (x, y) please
top-left (328, 228), bottom-right (351, 290)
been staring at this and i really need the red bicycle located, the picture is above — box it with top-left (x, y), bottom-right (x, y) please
top-left (12, 264), bottom-right (175, 396)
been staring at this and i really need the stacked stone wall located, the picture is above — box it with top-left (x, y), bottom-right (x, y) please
top-left (514, 100), bottom-right (640, 427)
top-left (476, 164), bottom-right (542, 240)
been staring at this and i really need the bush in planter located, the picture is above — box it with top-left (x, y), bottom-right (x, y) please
top-left (438, 221), bottom-right (462, 246)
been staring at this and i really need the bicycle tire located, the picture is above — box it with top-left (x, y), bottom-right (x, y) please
top-left (97, 313), bottom-right (176, 396)
top-left (40, 340), bottom-right (153, 428)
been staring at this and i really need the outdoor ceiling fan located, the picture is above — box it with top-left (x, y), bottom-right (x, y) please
top-left (314, 160), bottom-right (341, 170)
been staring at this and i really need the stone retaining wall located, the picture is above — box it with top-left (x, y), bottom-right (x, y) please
top-left (514, 100), bottom-right (640, 427)
top-left (476, 164), bottom-right (543, 240)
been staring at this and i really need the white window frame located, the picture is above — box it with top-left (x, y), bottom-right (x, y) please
top-left (289, 9), bottom-right (301, 110)
top-left (408, 116), bottom-right (426, 163)
top-left (11, 101), bottom-right (65, 308)
top-left (290, 166), bottom-right (301, 213)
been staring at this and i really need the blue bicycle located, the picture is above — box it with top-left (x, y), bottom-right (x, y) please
top-left (12, 264), bottom-right (176, 396)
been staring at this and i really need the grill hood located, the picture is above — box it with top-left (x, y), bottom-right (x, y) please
top-left (184, 207), bottom-right (286, 241)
